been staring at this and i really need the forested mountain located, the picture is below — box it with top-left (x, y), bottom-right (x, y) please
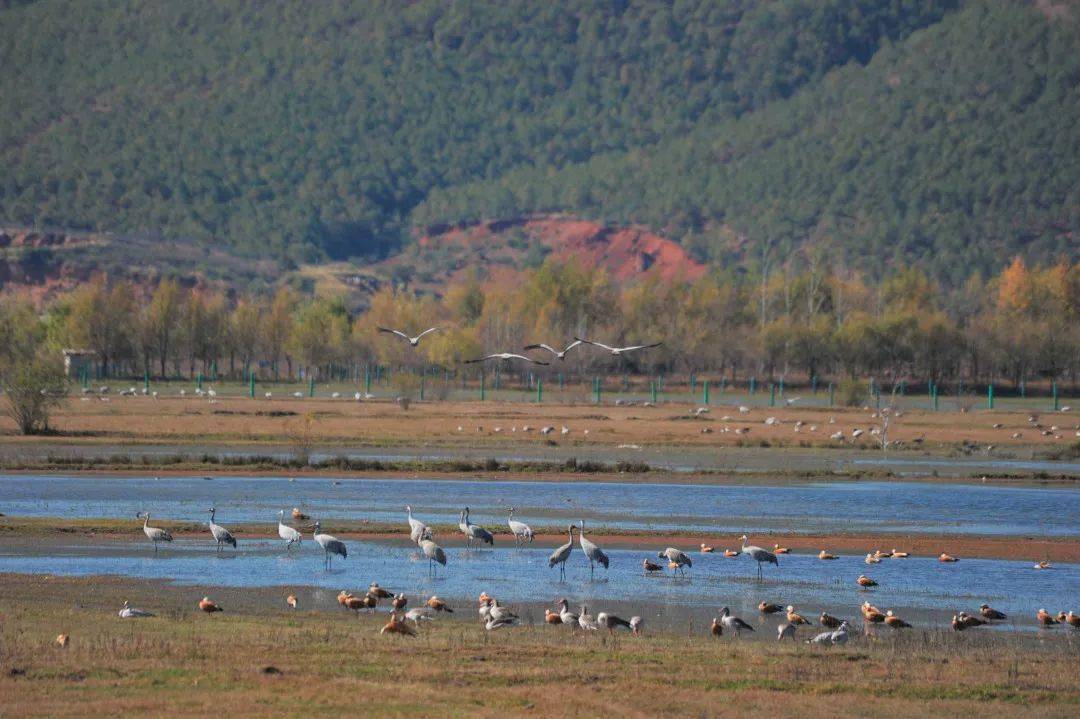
top-left (1, 0), bottom-right (1075, 284)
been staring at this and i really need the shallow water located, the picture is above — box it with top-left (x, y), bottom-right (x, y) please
top-left (2, 474), bottom-right (1078, 537)
top-left (0, 536), bottom-right (1075, 632)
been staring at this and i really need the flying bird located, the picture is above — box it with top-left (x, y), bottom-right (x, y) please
top-left (523, 340), bottom-right (583, 360)
top-left (464, 353), bottom-right (549, 365)
top-left (378, 327), bottom-right (441, 346)
top-left (573, 338), bottom-right (663, 356)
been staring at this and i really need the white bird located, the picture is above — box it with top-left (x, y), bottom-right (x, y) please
top-left (378, 326), bottom-right (441, 346)
top-left (277, 510), bottom-right (301, 550)
top-left (739, 534), bottom-right (778, 579)
top-left (464, 353), bottom-right (549, 366)
top-left (507, 507), bottom-right (534, 545)
top-left (549, 524), bottom-right (575, 580)
top-left (312, 521), bottom-right (347, 568)
top-left (719, 607), bottom-right (755, 637)
top-left (658, 547), bottom-right (693, 576)
top-left (487, 599), bottom-right (518, 624)
top-left (830, 621), bottom-right (850, 644)
top-left (579, 520), bottom-right (609, 578)
top-left (405, 607), bottom-right (435, 623)
top-left (523, 340), bottom-right (583, 360)
top-left (578, 605), bottom-right (599, 631)
top-left (119, 600), bottom-right (154, 619)
top-left (206, 507), bottom-right (236, 552)
top-left (459, 507), bottom-right (494, 548)
top-left (419, 538), bottom-right (447, 576)
top-left (485, 615), bottom-right (517, 631)
top-left (597, 612), bottom-right (634, 634)
top-left (852, 428), bottom-right (864, 438)
top-left (785, 397), bottom-right (801, 406)
top-left (573, 337), bottom-right (663, 356)
top-left (777, 622), bottom-right (798, 642)
top-left (557, 598), bottom-right (578, 627)
top-left (137, 512), bottom-right (172, 552)
top-left (629, 616), bottom-right (644, 636)
top-left (406, 505), bottom-right (432, 544)
top-left (806, 629), bottom-right (835, 645)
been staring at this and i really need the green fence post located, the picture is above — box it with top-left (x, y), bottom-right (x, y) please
top-left (558, 373), bottom-right (564, 390)
top-left (249, 374), bottom-right (255, 399)
top-left (308, 376), bottom-right (315, 397)
top-left (1052, 380), bottom-right (1059, 411)
top-left (828, 382), bottom-right (835, 407)
top-left (933, 383), bottom-right (939, 411)
top-left (750, 377), bottom-right (756, 395)
top-left (197, 372), bottom-right (203, 391)
top-left (143, 371), bottom-right (149, 394)
top-left (536, 378), bottom-right (542, 403)
top-left (1020, 378), bottom-right (1025, 398)
top-left (769, 383), bottom-right (776, 407)
top-left (651, 380), bottom-right (658, 404)
top-left (594, 377), bottom-right (601, 404)
top-left (420, 377), bottom-right (425, 402)
top-left (703, 379), bottom-right (710, 405)
top-left (480, 371), bottom-right (486, 401)
top-left (690, 372), bottom-right (696, 393)
top-left (987, 383), bottom-right (994, 410)
top-left (494, 368), bottom-right (500, 391)
top-left (365, 367), bottom-right (371, 395)
top-left (779, 377), bottom-right (785, 396)
top-left (211, 360), bottom-right (217, 382)
top-left (811, 375), bottom-right (817, 394)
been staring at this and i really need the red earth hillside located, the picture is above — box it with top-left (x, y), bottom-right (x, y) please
top-left (417, 216), bottom-right (706, 282)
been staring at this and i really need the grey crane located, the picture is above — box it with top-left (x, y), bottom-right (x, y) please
top-left (277, 510), bottom-right (302, 550)
top-left (418, 537), bottom-right (447, 577)
top-left (739, 534), bottom-right (778, 579)
top-left (312, 521), bottom-right (347, 569)
top-left (136, 512), bottom-right (172, 553)
top-left (463, 353), bottom-right (549, 366)
top-left (719, 607), bottom-right (755, 637)
top-left (523, 340), bottom-right (583, 361)
top-left (573, 337), bottom-right (663, 357)
top-left (485, 615), bottom-right (517, 631)
top-left (777, 622), bottom-right (798, 642)
top-left (459, 507), bottom-right (494, 549)
top-left (406, 505), bottom-right (432, 544)
top-left (118, 600), bottom-right (154, 618)
top-left (507, 507), bottom-right (534, 546)
top-left (596, 612), bottom-right (634, 635)
top-left (579, 520), bottom-right (609, 579)
top-left (548, 525), bottom-right (576, 580)
top-left (378, 326), bottom-right (441, 347)
top-left (658, 547), bottom-right (693, 577)
top-left (206, 507), bottom-right (236, 552)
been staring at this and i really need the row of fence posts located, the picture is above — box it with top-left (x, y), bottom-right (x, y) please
top-left (76, 362), bottom-right (1065, 411)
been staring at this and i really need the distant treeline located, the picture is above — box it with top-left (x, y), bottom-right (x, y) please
top-left (2, 255), bottom-right (1077, 392)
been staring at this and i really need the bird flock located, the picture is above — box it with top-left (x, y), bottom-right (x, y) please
top-left (119, 503), bottom-right (1078, 642)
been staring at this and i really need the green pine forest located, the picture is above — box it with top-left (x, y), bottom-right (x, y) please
top-left (1, 0), bottom-right (1076, 285)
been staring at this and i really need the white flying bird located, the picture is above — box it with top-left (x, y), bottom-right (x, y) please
top-left (464, 353), bottom-right (549, 365)
top-left (378, 327), bottom-right (441, 346)
top-left (573, 337), bottom-right (663, 356)
top-left (523, 340), bottom-right (583, 360)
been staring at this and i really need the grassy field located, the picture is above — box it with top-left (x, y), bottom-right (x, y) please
top-left (2, 395), bottom-right (1077, 457)
top-left (0, 574), bottom-right (1077, 718)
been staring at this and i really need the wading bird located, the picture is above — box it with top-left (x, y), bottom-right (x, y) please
top-left (819, 550), bottom-right (838, 560)
top-left (313, 521), bottom-right (347, 569)
top-left (459, 507), bottom-right (494, 548)
top-left (119, 601), bottom-right (154, 618)
top-left (405, 505), bottom-right (431, 544)
top-left (884, 610), bottom-right (911, 629)
top-left (597, 612), bottom-right (634, 635)
top-left (659, 547), bottom-right (692, 576)
top-left (1037, 608), bottom-right (1059, 626)
top-left (579, 520), bottom-right (609, 579)
top-left (700, 543), bottom-right (715, 553)
top-left (759, 602), bottom-right (783, 615)
top-left (980, 604), bottom-right (1007, 621)
top-left (573, 338), bottom-right (663, 357)
top-left (718, 607), bottom-right (755, 637)
top-left (523, 340), bottom-right (583, 361)
top-left (739, 535), bottom-right (778, 579)
top-left (137, 512), bottom-right (172, 552)
top-left (277, 510), bottom-right (302, 550)
top-left (939, 553), bottom-right (959, 562)
top-left (426, 596), bottom-right (453, 613)
top-left (419, 538), bottom-right (447, 576)
top-left (819, 612), bottom-right (844, 629)
top-left (773, 544), bottom-right (790, 554)
top-left (507, 507), bottom-right (534, 545)
top-left (378, 326), bottom-right (441, 347)
top-left (368, 583), bottom-right (393, 600)
top-left (206, 507), bottom-right (236, 552)
top-left (642, 557), bottom-right (663, 575)
top-left (557, 598), bottom-right (578, 627)
top-left (549, 525), bottom-right (575, 580)
top-left (777, 622), bottom-right (798, 642)
top-left (862, 602), bottom-right (886, 624)
top-left (857, 575), bottom-right (878, 588)
top-left (464, 353), bottom-right (549, 366)
top-left (786, 606), bottom-right (812, 625)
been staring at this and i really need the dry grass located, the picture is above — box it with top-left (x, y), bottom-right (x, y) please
top-left (0, 575), bottom-right (1077, 718)
top-left (0, 396), bottom-right (1075, 456)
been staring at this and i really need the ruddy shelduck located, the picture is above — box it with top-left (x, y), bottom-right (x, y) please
top-left (199, 597), bottom-right (223, 613)
top-left (857, 575), bottom-right (878, 587)
top-left (819, 550), bottom-right (838, 560)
